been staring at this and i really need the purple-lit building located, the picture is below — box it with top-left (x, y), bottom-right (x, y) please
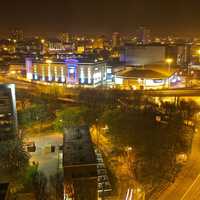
top-left (25, 58), bottom-right (111, 86)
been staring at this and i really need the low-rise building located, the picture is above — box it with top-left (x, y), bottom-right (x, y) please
top-left (114, 69), bottom-right (168, 90)
top-left (63, 126), bottom-right (97, 200)
top-left (25, 57), bottom-right (109, 86)
top-left (0, 84), bottom-right (18, 140)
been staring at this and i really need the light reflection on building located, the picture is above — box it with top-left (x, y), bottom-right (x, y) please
top-left (25, 58), bottom-right (111, 86)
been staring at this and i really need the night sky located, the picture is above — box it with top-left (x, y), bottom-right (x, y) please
top-left (1, 0), bottom-right (200, 37)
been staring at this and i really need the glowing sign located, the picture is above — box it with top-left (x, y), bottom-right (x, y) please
top-left (115, 77), bottom-right (123, 84)
top-left (107, 68), bottom-right (112, 73)
top-left (93, 72), bottom-right (102, 84)
top-left (65, 59), bottom-right (79, 64)
top-left (145, 79), bottom-right (165, 86)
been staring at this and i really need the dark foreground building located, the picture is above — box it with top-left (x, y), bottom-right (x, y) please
top-left (63, 126), bottom-right (97, 200)
top-left (0, 84), bottom-right (17, 140)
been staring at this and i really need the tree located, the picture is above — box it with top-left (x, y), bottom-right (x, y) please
top-left (101, 97), bottom-right (197, 188)
top-left (0, 138), bottom-right (30, 171)
top-left (53, 106), bottom-right (90, 130)
top-left (32, 171), bottom-right (48, 200)
top-left (49, 171), bottom-right (64, 200)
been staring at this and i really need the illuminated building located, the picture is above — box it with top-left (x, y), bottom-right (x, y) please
top-left (114, 69), bottom-right (168, 90)
top-left (25, 58), bottom-right (108, 86)
top-left (0, 39), bottom-right (16, 53)
top-left (136, 27), bottom-right (151, 45)
top-left (63, 126), bottom-right (97, 200)
top-left (16, 38), bottom-right (44, 54)
top-left (77, 46), bottom-right (85, 54)
top-left (59, 32), bottom-right (70, 43)
top-left (0, 84), bottom-right (18, 141)
top-left (48, 39), bottom-right (65, 52)
top-left (93, 36), bottom-right (105, 49)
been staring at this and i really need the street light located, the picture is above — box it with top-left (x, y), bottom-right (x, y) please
top-left (46, 59), bottom-right (52, 64)
top-left (166, 58), bottom-right (173, 73)
top-left (41, 39), bottom-right (45, 44)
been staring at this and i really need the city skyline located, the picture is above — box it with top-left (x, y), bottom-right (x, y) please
top-left (1, 0), bottom-right (200, 37)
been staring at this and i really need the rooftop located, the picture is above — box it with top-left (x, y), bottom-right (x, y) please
top-left (116, 69), bottom-right (167, 79)
top-left (63, 126), bottom-right (96, 167)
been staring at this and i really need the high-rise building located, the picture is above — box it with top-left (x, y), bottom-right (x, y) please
top-left (93, 35), bottom-right (105, 49)
top-left (136, 27), bottom-right (151, 45)
top-left (112, 32), bottom-right (121, 48)
top-left (63, 126), bottom-right (97, 200)
top-left (0, 84), bottom-right (18, 141)
top-left (9, 29), bottom-right (24, 42)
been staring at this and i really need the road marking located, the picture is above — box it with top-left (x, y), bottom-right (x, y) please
top-left (180, 173), bottom-right (200, 200)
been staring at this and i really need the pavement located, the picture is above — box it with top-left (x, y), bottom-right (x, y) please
top-left (158, 129), bottom-right (200, 200)
top-left (24, 132), bottom-right (63, 177)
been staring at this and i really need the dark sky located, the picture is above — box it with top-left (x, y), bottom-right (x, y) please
top-left (0, 0), bottom-right (200, 37)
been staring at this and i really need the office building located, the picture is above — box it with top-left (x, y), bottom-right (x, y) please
top-left (120, 44), bottom-right (191, 66)
top-left (63, 126), bottom-right (97, 200)
top-left (48, 39), bottom-right (65, 52)
top-left (0, 84), bottom-right (18, 141)
top-left (136, 27), bottom-right (151, 45)
top-left (9, 29), bottom-right (24, 42)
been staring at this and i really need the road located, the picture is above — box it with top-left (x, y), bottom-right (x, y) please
top-left (3, 75), bottom-right (200, 98)
top-left (158, 129), bottom-right (200, 200)
top-left (180, 174), bottom-right (200, 200)
top-left (140, 88), bottom-right (200, 97)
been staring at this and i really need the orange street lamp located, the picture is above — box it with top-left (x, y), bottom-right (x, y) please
top-left (166, 58), bottom-right (173, 73)
top-left (46, 59), bottom-right (52, 64)
top-left (41, 39), bottom-right (45, 44)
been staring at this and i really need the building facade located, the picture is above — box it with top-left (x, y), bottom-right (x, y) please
top-left (0, 84), bottom-right (18, 141)
top-left (120, 44), bottom-right (191, 66)
top-left (25, 58), bottom-right (109, 86)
